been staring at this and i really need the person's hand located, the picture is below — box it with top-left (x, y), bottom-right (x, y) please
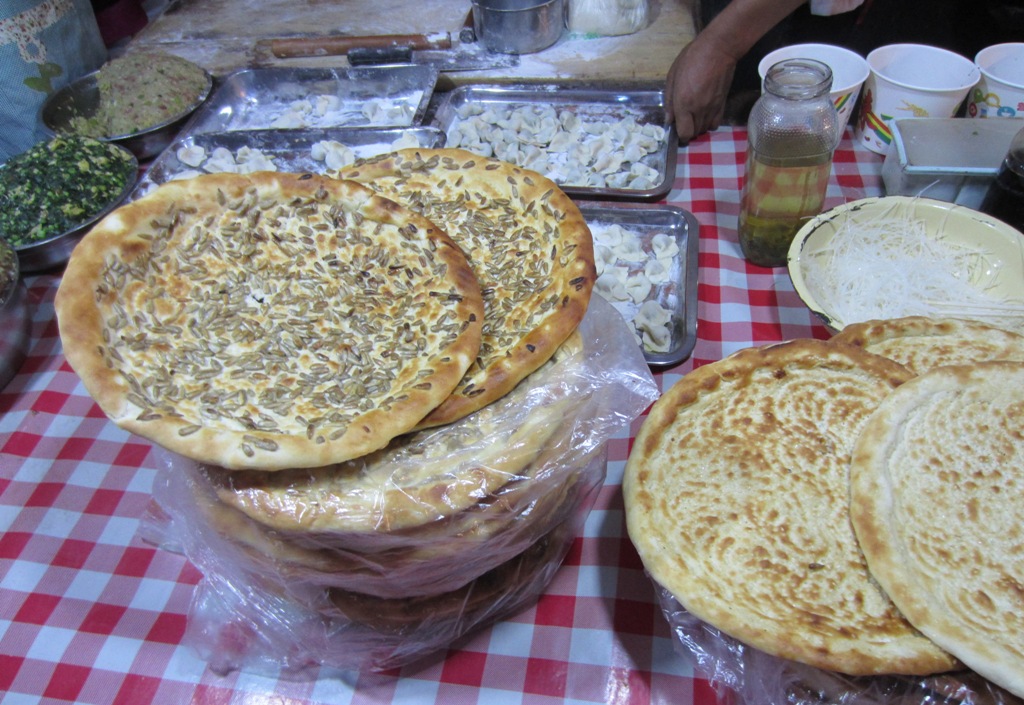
top-left (665, 35), bottom-right (738, 143)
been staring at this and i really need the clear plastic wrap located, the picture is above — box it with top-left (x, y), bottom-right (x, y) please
top-left (566, 0), bottom-right (650, 36)
top-left (142, 295), bottom-right (659, 673)
top-left (656, 586), bottom-right (1024, 705)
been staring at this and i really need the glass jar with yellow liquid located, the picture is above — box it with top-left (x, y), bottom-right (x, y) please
top-left (739, 58), bottom-right (840, 267)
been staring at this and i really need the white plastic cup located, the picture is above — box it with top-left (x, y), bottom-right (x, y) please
top-left (758, 44), bottom-right (869, 134)
top-left (968, 43), bottom-right (1024, 118)
top-left (856, 44), bottom-right (980, 154)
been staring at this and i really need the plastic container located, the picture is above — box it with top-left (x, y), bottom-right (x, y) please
top-left (979, 122), bottom-right (1024, 231)
top-left (566, 0), bottom-right (649, 36)
top-left (881, 117), bottom-right (1023, 208)
top-left (738, 59), bottom-right (840, 267)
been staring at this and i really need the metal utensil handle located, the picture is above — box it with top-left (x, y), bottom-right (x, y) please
top-left (347, 46), bottom-right (415, 65)
top-left (267, 33), bottom-right (452, 58)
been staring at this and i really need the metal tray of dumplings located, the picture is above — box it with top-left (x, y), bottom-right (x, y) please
top-left (131, 126), bottom-right (446, 199)
top-left (430, 84), bottom-right (678, 202)
top-left (580, 202), bottom-right (699, 369)
top-left (181, 65), bottom-right (439, 135)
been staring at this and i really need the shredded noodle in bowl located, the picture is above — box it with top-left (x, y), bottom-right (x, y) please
top-left (787, 196), bottom-right (1024, 334)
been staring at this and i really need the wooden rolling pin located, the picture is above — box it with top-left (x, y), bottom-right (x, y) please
top-left (262, 32), bottom-right (453, 59)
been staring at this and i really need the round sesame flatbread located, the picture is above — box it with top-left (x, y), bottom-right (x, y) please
top-left (56, 172), bottom-right (484, 470)
top-left (850, 361), bottom-right (1024, 697)
top-left (624, 339), bottom-right (957, 676)
top-left (337, 148), bottom-right (595, 429)
top-left (832, 316), bottom-right (1024, 376)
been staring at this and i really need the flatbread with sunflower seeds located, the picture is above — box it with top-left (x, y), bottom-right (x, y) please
top-left (337, 148), bottom-right (595, 429)
top-left (56, 171), bottom-right (483, 470)
top-left (203, 329), bottom-right (585, 537)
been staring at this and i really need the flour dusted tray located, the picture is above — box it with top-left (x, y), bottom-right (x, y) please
top-left (132, 126), bottom-right (446, 199)
top-left (431, 85), bottom-right (677, 202)
top-left (580, 202), bottom-right (699, 368)
top-left (181, 66), bottom-right (439, 134)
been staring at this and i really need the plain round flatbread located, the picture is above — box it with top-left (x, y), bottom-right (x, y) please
top-left (850, 361), bottom-right (1024, 697)
top-left (337, 148), bottom-right (595, 429)
top-left (624, 339), bottom-right (957, 676)
top-left (55, 172), bottom-right (484, 470)
top-left (832, 316), bottom-right (1024, 376)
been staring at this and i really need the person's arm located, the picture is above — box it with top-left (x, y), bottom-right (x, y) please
top-left (667, 0), bottom-right (808, 142)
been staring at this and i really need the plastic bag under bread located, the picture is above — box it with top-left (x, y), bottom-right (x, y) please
top-left (656, 587), bottom-right (1021, 705)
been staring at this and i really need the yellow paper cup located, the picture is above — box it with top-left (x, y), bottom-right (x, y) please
top-left (968, 43), bottom-right (1024, 118)
top-left (759, 44), bottom-right (869, 134)
top-left (857, 44), bottom-right (980, 154)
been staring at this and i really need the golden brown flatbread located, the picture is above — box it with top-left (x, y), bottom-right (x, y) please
top-left (326, 517), bottom-right (574, 636)
top-left (195, 447), bottom-right (588, 597)
top-left (832, 316), bottom-right (1024, 376)
top-left (206, 330), bottom-right (585, 535)
top-left (55, 172), bottom-right (483, 470)
top-left (850, 361), bottom-right (1024, 697)
top-left (624, 339), bottom-right (957, 676)
top-left (193, 329), bottom-right (600, 598)
top-left (337, 148), bottom-right (595, 429)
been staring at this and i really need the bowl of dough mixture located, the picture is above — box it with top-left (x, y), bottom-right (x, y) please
top-left (41, 52), bottom-right (213, 160)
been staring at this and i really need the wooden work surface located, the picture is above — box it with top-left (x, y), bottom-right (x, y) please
top-left (129, 0), bottom-right (696, 88)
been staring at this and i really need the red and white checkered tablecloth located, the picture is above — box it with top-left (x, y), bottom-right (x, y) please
top-left (0, 126), bottom-right (884, 705)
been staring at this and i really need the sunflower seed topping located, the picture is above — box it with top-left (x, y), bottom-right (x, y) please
top-left (345, 150), bottom-right (593, 409)
top-left (91, 176), bottom-right (477, 461)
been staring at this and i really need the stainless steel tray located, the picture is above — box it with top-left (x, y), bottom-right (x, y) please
top-left (431, 84), bottom-right (677, 202)
top-left (132, 126), bottom-right (446, 198)
top-left (580, 202), bottom-right (699, 369)
top-left (182, 66), bottom-right (439, 134)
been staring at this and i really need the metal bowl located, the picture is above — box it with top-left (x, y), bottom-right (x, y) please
top-left (40, 66), bottom-right (213, 161)
top-left (0, 237), bottom-right (31, 391)
top-left (11, 142), bottom-right (138, 273)
top-left (471, 0), bottom-right (565, 54)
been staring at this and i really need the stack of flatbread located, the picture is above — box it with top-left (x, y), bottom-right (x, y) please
top-left (55, 152), bottom-right (616, 665)
top-left (624, 316), bottom-right (1024, 698)
top-left (192, 331), bottom-right (598, 600)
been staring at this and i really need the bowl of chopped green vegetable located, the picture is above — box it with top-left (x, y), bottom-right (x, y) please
top-left (40, 52), bottom-right (213, 161)
top-left (0, 135), bottom-right (138, 273)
